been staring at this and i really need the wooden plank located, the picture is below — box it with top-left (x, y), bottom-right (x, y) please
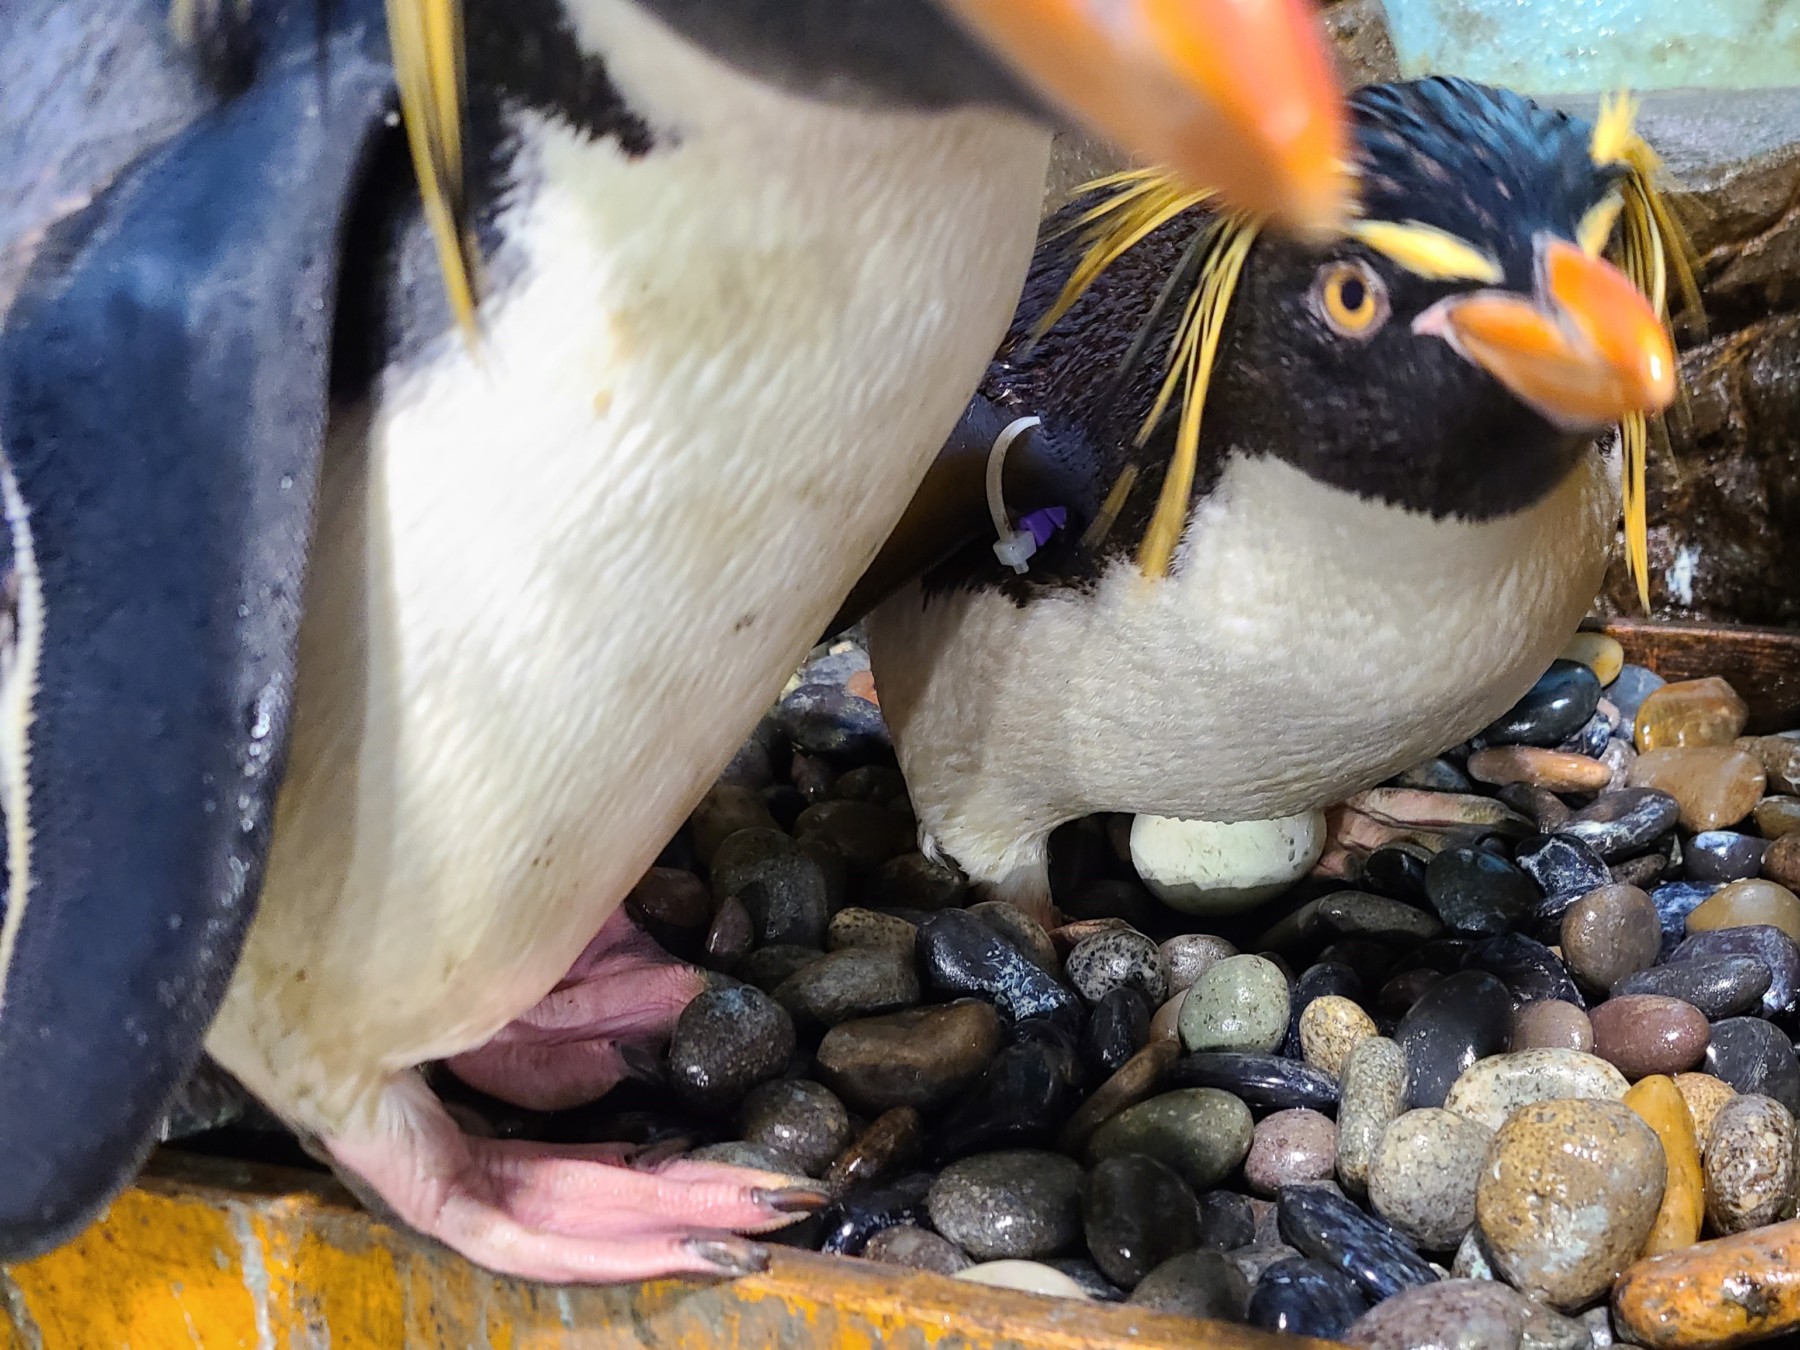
top-left (3, 1151), bottom-right (1329, 1350)
top-left (1605, 619), bottom-right (1800, 734)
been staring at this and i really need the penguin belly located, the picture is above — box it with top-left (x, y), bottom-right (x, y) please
top-left (205, 0), bottom-right (1048, 1139)
top-left (867, 447), bottom-right (1614, 901)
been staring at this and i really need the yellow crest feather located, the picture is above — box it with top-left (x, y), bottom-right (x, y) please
top-left (1347, 220), bottom-right (1502, 284)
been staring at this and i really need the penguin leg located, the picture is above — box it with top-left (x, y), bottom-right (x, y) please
top-left (326, 1074), bottom-right (827, 1282)
top-left (443, 909), bottom-right (702, 1112)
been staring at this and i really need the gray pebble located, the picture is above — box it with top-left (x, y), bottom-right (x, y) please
top-left (711, 828), bottom-right (830, 948)
top-left (926, 1150), bottom-right (1085, 1260)
top-left (1245, 1108), bottom-right (1338, 1196)
top-left (1368, 1108), bottom-right (1493, 1251)
top-left (862, 1225), bottom-right (971, 1275)
top-left (738, 1079), bottom-right (851, 1177)
top-left (1179, 954), bottom-right (1290, 1054)
top-left (826, 907), bottom-right (918, 954)
top-left (667, 984), bottom-right (795, 1109)
top-left (1229, 1243), bottom-right (1303, 1287)
top-left (1087, 1087), bottom-right (1254, 1191)
top-left (688, 1140), bottom-right (803, 1173)
top-left (1066, 929), bottom-right (1170, 1005)
top-left (1452, 1229), bottom-right (1497, 1281)
top-left (1129, 1250), bottom-right (1251, 1322)
top-left (1344, 1279), bottom-right (1524, 1350)
top-left (1161, 934), bottom-right (1239, 992)
top-left (772, 945), bottom-right (919, 1025)
top-left (1338, 1036), bottom-right (1409, 1195)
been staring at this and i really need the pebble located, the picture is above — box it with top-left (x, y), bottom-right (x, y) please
top-left (1442, 1049), bottom-right (1629, 1131)
top-left (1674, 1072), bottom-right (1738, 1147)
top-left (825, 907), bottom-right (918, 954)
top-left (1476, 1098), bottom-right (1666, 1309)
top-left (1671, 925), bottom-right (1800, 1016)
top-left (1623, 1074), bottom-right (1706, 1256)
top-left (1614, 955), bottom-right (1772, 1020)
top-left (1171, 1052), bottom-right (1340, 1115)
top-left (1451, 1230), bottom-right (1496, 1281)
top-left (1195, 1190), bottom-right (1257, 1252)
top-left (954, 1260), bottom-right (1091, 1299)
top-left (1044, 1257), bottom-right (1121, 1302)
top-left (738, 1079), bottom-right (851, 1177)
top-left (916, 910), bottom-right (1082, 1028)
top-left (1756, 795), bottom-right (1800, 839)
top-left (1634, 677), bottom-right (1750, 751)
top-left (1607, 664), bottom-right (1665, 725)
top-left (1081, 988), bottom-right (1150, 1079)
top-left (1338, 1036), bottom-right (1410, 1194)
top-left (862, 1225), bottom-right (971, 1275)
top-left (1245, 1108), bottom-right (1338, 1196)
top-left (624, 866), bottom-right (715, 955)
top-left (1318, 891), bottom-right (1445, 944)
top-left (1468, 746), bottom-right (1613, 793)
top-left (1601, 737), bottom-right (1639, 792)
top-left (818, 1172), bottom-right (933, 1255)
top-left (1426, 847), bottom-right (1540, 938)
top-left (1685, 830), bottom-right (1771, 883)
top-left (1363, 845), bottom-right (1433, 903)
top-left (1130, 811), bottom-right (1325, 915)
top-left (1065, 929), bottom-right (1168, 1005)
top-left (1300, 995), bottom-right (1379, 1079)
top-left (1613, 1219), bottom-right (1800, 1350)
top-left (1768, 832), bottom-right (1800, 888)
top-left (1480, 660), bottom-right (1603, 747)
top-left (1367, 1107), bottom-right (1493, 1251)
top-left (1704, 1017), bottom-right (1800, 1115)
top-left (1687, 877), bottom-right (1800, 944)
top-left (703, 895), bottom-right (756, 968)
top-left (773, 946), bottom-right (920, 1025)
top-left (826, 1107), bottom-right (922, 1192)
top-left (1466, 933), bottom-right (1584, 1007)
top-left (1704, 1094), bottom-right (1798, 1234)
top-left (666, 984), bottom-right (796, 1109)
top-left (689, 787), bottom-right (782, 865)
top-left (710, 828), bottom-right (831, 948)
top-left (1248, 1257), bottom-right (1369, 1340)
top-left (1629, 748), bottom-right (1767, 832)
top-left (1057, 1040), bottom-right (1175, 1155)
top-left (1343, 1279), bottom-right (1525, 1350)
top-left (1177, 954), bottom-right (1290, 1056)
top-left (1562, 708), bottom-right (1617, 759)
top-left (1652, 881), bottom-right (1724, 954)
top-left (1282, 962), bottom-right (1364, 1057)
top-left (1588, 994), bottom-right (1711, 1080)
top-left (1159, 935), bottom-right (1237, 992)
top-left (1518, 835), bottom-right (1612, 909)
top-left (688, 1140), bottom-right (802, 1173)
top-left (1561, 884), bottom-right (1663, 990)
top-left (1563, 633), bottom-right (1625, 686)
top-left (870, 852), bottom-right (967, 911)
top-left (1128, 1250), bottom-right (1250, 1320)
top-left (1510, 1000), bottom-right (1594, 1053)
top-left (735, 943), bottom-right (825, 992)
top-left (1395, 971), bottom-right (1514, 1110)
top-left (1277, 1183), bottom-right (1439, 1301)
top-left (925, 1150), bottom-right (1084, 1261)
top-left (1555, 788), bottom-right (1682, 861)
top-left (1082, 1153), bottom-right (1200, 1288)
top-left (1086, 1087), bottom-right (1254, 1191)
top-left (815, 1000), bottom-right (1001, 1113)
top-left (932, 1025), bottom-right (1085, 1160)
top-left (968, 902), bottom-right (1059, 973)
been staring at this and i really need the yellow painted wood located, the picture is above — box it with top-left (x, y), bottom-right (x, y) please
top-left (3, 1152), bottom-right (1331, 1349)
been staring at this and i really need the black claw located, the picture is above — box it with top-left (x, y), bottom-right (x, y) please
top-left (686, 1238), bottom-right (770, 1278)
top-left (753, 1186), bottom-right (832, 1215)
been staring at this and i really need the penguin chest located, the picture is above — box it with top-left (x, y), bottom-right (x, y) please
top-left (212, 78), bottom-right (1048, 1118)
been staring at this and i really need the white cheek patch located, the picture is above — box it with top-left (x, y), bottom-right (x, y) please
top-left (0, 451), bottom-right (43, 1011)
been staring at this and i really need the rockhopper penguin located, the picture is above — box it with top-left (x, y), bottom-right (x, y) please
top-left (0, 0), bottom-right (1351, 1283)
top-left (860, 80), bottom-right (1694, 920)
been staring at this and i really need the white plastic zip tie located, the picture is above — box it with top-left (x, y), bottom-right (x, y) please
top-left (987, 416), bottom-right (1042, 574)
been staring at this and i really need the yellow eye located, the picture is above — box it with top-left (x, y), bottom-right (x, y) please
top-left (1313, 261), bottom-right (1389, 338)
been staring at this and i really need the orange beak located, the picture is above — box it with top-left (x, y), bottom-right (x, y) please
top-left (1412, 236), bottom-right (1676, 431)
top-left (937, 0), bottom-right (1351, 238)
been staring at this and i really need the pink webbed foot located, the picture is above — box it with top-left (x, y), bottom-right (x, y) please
top-left (329, 1075), bottom-right (828, 1283)
top-left (446, 908), bottom-right (703, 1111)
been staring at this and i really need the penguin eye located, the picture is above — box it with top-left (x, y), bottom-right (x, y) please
top-left (1312, 260), bottom-right (1389, 338)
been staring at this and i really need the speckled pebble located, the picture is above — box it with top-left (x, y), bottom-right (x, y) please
top-left (1277, 1183), bottom-right (1439, 1301)
top-left (1509, 1000), bottom-right (1593, 1053)
top-left (1129, 1250), bottom-right (1252, 1321)
top-left (1475, 1098), bottom-right (1666, 1309)
top-left (1160, 934), bottom-right (1238, 992)
top-left (926, 1150), bottom-right (1084, 1261)
top-left (862, 1225), bottom-right (971, 1275)
top-left (968, 901), bottom-right (1059, 973)
top-left (1179, 954), bottom-right (1290, 1055)
top-left (773, 945), bottom-right (921, 1025)
top-left (1300, 995), bottom-right (1379, 1080)
top-left (1587, 994), bottom-right (1710, 1080)
top-left (667, 984), bottom-right (797, 1109)
top-left (1704, 1016), bottom-right (1800, 1116)
top-left (1343, 1278), bottom-right (1525, 1350)
top-left (1703, 1092), bottom-right (1798, 1234)
top-left (738, 1079), bottom-right (851, 1177)
top-left (826, 907), bottom-right (918, 954)
top-left (1065, 929), bottom-right (1169, 1005)
top-left (1368, 1108), bottom-right (1494, 1251)
top-left (1245, 1108), bottom-right (1338, 1196)
top-left (1676, 1071), bottom-right (1738, 1147)
top-left (1338, 1036), bottom-right (1409, 1195)
top-left (1087, 1087), bottom-right (1254, 1191)
top-left (1442, 1049), bottom-right (1630, 1131)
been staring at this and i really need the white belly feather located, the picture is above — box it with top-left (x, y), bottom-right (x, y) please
top-left (207, 0), bottom-right (1049, 1129)
top-left (869, 448), bottom-right (1615, 889)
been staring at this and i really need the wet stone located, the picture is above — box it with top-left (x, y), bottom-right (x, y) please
top-left (1315, 940), bottom-right (1398, 990)
top-left (1686, 830), bottom-right (1771, 883)
top-left (1393, 758), bottom-right (1473, 794)
top-left (1560, 883), bottom-right (1663, 990)
top-left (926, 1150), bottom-right (1084, 1261)
top-left (1087, 1087), bottom-right (1254, 1191)
top-left (1335, 1037), bottom-right (1409, 1197)
top-left (815, 1000), bottom-right (1001, 1113)
top-left (1606, 664), bottom-right (1665, 726)
top-left (1299, 994), bottom-right (1378, 1080)
top-left (1277, 1183), bottom-right (1438, 1302)
top-left (1319, 891), bottom-right (1444, 944)
top-left (1172, 1053), bottom-right (1338, 1115)
top-left (1509, 1000), bottom-right (1594, 1053)
top-left (1629, 747), bottom-right (1766, 832)
top-left (834, 764), bottom-right (908, 805)
top-left (1561, 707), bottom-right (1616, 759)
top-left (1675, 1072), bottom-right (1738, 1147)
top-left (737, 944), bottom-right (827, 993)
top-left (773, 946), bottom-right (919, 1025)
top-left (1554, 788), bottom-right (1682, 861)
top-left (1705, 1016), bottom-right (1800, 1115)
top-left (1396, 971), bottom-right (1513, 1110)
top-left (1702, 1092), bottom-right (1797, 1234)
top-left (1497, 784), bottom-right (1574, 833)
top-left (1768, 832), bottom-right (1800, 889)
top-left (1672, 924), bottom-right (1800, 1016)
top-left (703, 894), bottom-right (755, 969)
top-left (1130, 1250), bottom-right (1251, 1321)
top-left (1610, 851), bottom-right (1668, 890)
top-left (931, 1024), bottom-right (1083, 1159)
top-left (689, 786), bottom-right (782, 865)
top-left (1479, 660), bottom-right (1602, 748)
top-left (1622, 1074), bottom-right (1705, 1258)
top-left (1426, 848), bottom-right (1538, 938)
top-left (826, 1106), bottom-right (922, 1193)
top-left (1517, 835), bottom-right (1612, 909)
top-left (1249, 1258), bottom-right (1369, 1341)
top-left (1082, 1153), bottom-right (1200, 1289)
top-left (1465, 933), bottom-right (1583, 1007)
top-left (1196, 1190), bottom-right (1257, 1252)
top-left (1344, 1279), bottom-right (1529, 1350)
top-left (1361, 846), bottom-right (1433, 904)
top-left (862, 1225), bottom-right (971, 1275)
top-left (968, 901), bottom-right (1059, 974)
top-left (775, 679), bottom-right (887, 756)
top-left (1283, 962), bottom-right (1364, 1058)
top-left (1468, 746), bottom-right (1611, 794)
top-left (1066, 929), bottom-right (1168, 1005)
top-left (1615, 954), bottom-right (1772, 1019)
top-left (917, 910), bottom-right (1082, 1028)
top-left (1755, 795), bottom-right (1800, 839)
top-left (1367, 1107), bottom-right (1493, 1251)
top-left (1179, 954), bottom-right (1290, 1055)
top-left (1229, 1242), bottom-right (1302, 1287)
top-left (711, 828), bottom-right (830, 948)
top-left (1740, 737), bottom-right (1800, 796)
top-left (1160, 934), bottom-right (1237, 992)
top-left (688, 1140), bottom-right (803, 1173)
top-left (667, 984), bottom-right (795, 1110)
top-left (1081, 988), bottom-right (1150, 1080)
top-left (826, 907), bottom-right (918, 955)
top-left (1441, 1048), bottom-right (1628, 1132)
top-left (1375, 967), bottom-right (1442, 1017)
top-left (1652, 881), bottom-right (1723, 955)
top-left (1634, 676), bottom-right (1749, 752)
top-left (1687, 877), bottom-right (1800, 945)
top-left (1475, 1098), bottom-right (1665, 1310)
top-left (1563, 633), bottom-right (1624, 686)
top-left (1044, 1257), bottom-right (1122, 1303)
top-left (870, 852), bottom-right (967, 911)
top-left (1057, 1040), bottom-right (1175, 1155)
top-left (819, 1171), bottom-right (932, 1256)
top-left (1245, 1108), bottom-right (1338, 1196)
top-left (624, 867), bottom-right (715, 956)
top-left (738, 1079), bottom-right (851, 1178)
top-left (1588, 994), bottom-right (1710, 1080)
top-left (1600, 737), bottom-right (1638, 792)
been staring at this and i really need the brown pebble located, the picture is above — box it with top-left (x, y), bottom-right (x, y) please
top-left (626, 866), bottom-right (716, 935)
top-left (815, 1002), bottom-right (1001, 1113)
top-left (1674, 1073), bottom-right (1738, 1148)
top-left (1635, 677), bottom-right (1749, 752)
top-left (1511, 999), bottom-right (1595, 1053)
top-left (825, 1107), bottom-right (922, 1192)
top-left (1058, 1040), bottom-right (1176, 1154)
top-left (1589, 995), bottom-right (1711, 1080)
top-left (1376, 967), bottom-right (1441, 1017)
top-left (1755, 795), bottom-right (1800, 840)
top-left (1244, 1108), bottom-right (1337, 1196)
top-left (689, 785), bottom-right (781, 863)
top-left (1564, 633), bottom-right (1626, 685)
top-left (1738, 735), bottom-right (1800, 795)
top-left (1704, 1093), bottom-right (1798, 1235)
top-left (703, 894), bottom-right (755, 968)
top-left (1299, 995), bottom-right (1378, 1080)
top-left (1686, 877), bottom-right (1800, 946)
top-left (1614, 1216), bottom-right (1800, 1349)
top-left (1628, 748), bottom-right (1766, 832)
top-left (1468, 746), bottom-right (1613, 793)
top-left (1049, 917), bottom-right (1133, 961)
top-left (1149, 989), bottom-right (1189, 1043)
top-left (1562, 884), bottom-right (1662, 990)
top-left (1765, 832), bottom-right (1800, 890)
top-left (862, 1224), bottom-right (971, 1274)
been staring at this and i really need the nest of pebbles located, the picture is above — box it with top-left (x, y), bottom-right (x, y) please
top-left (172, 628), bottom-right (1800, 1350)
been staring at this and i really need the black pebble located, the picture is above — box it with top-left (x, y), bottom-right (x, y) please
top-left (667, 984), bottom-right (797, 1110)
top-left (1276, 1184), bottom-right (1438, 1301)
top-left (1361, 846), bottom-right (1432, 904)
top-left (1425, 847), bottom-right (1538, 937)
top-left (1555, 788), bottom-right (1681, 862)
top-left (1395, 970), bottom-right (1512, 1109)
top-left (1685, 831), bottom-right (1771, 883)
top-left (1083, 988), bottom-right (1151, 1079)
top-left (817, 1171), bottom-right (934, 1256)
top-left (917, 909), bottom-right (1084, 1028)
top-left (1133, 1250), bottom-right (1252, 1321)
top-left (1672, 926), bottom-right (1800, 1017)
top-left (711, 828), bottom-right (830, 948)
top-left (1171, 1053), bottom-right (1339, 1115)
top-left (1478, 660), bottom-right (1602, 747)
top-left (1614, 956), bottom-right (1773, 1020)
top-left (1705, 1018), bottom-right (1800, 1115)
top-left (775, 681), bottom-right (889, 756)
top-left (1465, 933), bottom-right (1583, 1008)
top-left (1516, 834), bottom-right (1611, 911)
top-left (1195, 1190), bottom-right (1258, 1252)
top-left (931, 1022), bottom-right (1083, 1160)
top-left (1083, 1154), bottom-right (1201, 1289)
top-left (1652, 881), bottom-right (1724, 956)
top-left (1248, 1257), bottom-right (1369, 1340)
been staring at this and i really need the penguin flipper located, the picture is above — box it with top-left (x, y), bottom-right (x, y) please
top-left (0, 4), bottom-right (394, 1258)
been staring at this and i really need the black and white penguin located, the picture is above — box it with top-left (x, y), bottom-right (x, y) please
top-left (860, 80), bottom-right (1691, 919)
top-left (0, 0), bottom-right (1351, 1282)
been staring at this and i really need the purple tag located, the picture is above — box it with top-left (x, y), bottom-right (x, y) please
top-left (1020, 506), bottom-right (1067, 548)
